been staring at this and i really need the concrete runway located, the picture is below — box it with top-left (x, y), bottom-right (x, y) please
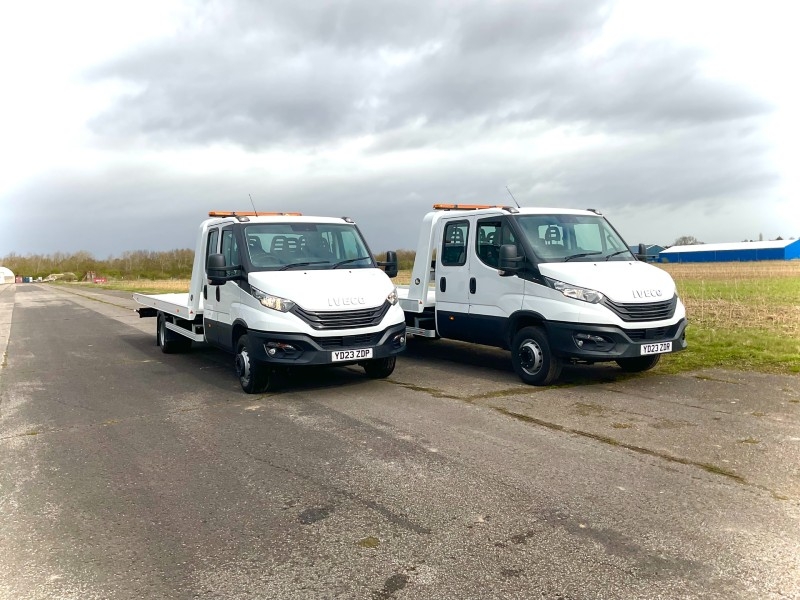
top-left (1, 283), bottom-right (798, 599)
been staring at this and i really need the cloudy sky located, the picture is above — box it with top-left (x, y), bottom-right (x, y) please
top-left (1, 0), bottom-right (798, 258)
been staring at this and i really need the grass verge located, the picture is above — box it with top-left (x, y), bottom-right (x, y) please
top-left (60, 279), bottom-right (192, 294)
top-left (658, 262), bottom-right (800, 375)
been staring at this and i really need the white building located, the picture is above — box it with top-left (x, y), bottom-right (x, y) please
top-left (0, 266), bottom-right (15, 284)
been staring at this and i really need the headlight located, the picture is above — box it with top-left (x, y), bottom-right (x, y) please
top-left (387, 287), bottom-right (398, 305)
top-left (545, 277), bottom-right (605, 304)
top-left (251, 286), bottom-right (295, 312)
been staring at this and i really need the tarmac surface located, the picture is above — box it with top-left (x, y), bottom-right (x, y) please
top-left (1, 283), bottom-right (798, 599)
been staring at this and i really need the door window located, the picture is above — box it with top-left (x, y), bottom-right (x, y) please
top-left (441, 221), bottom-right (469, 266)
top-left (476, 218), bottom-right (517, 268)
top-left (205, 229), bottom-right (219, 267)
top-left (221, 229), bottom-right (241, 276)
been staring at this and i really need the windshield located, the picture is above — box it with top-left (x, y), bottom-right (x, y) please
top-left (515, 214), bottom-right (633, 263)
top-left (243, 223), bottom-right (374, 271)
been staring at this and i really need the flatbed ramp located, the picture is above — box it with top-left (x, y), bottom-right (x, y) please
top-left (132, 292), bottom-right (194, 317)
top-left (132, 292), bottom-right (205, 342)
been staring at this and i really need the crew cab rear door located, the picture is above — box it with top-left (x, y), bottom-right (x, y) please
top-left (434, 217), bottom-right (472, 341)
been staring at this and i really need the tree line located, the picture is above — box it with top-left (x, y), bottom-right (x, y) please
top-left (1, 249), bottom-right (196, 280)
top-left (1, 248), bottom-right (415, 280)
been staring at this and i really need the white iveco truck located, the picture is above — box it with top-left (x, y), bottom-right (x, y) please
top-left (398, 204), bottom-right (687, 385)
top-left (134, 211), bottom-right (406, 393)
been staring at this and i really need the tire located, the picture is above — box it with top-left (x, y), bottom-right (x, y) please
top-left (157, 313), bottom-right (192, 354)
top-left (363, 356), bottom-right (396, 379)
top-left (235, 334), bottom-right (271, 394)
top-left (616, 354), bottom-right (661, 373)
top-left (511, 326), bottom-right (562, 386)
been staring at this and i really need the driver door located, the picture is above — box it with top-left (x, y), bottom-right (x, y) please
top-left (203, 227), bottom-right (221, 345)
top-left (216, 226), bottom-right (243, 351)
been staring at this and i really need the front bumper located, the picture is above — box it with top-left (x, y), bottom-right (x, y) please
top-left (247, 322), bottom-right (407, 366)
top-left (543, 318), bottom-right (688, 362)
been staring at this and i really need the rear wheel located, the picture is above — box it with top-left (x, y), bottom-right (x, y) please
top-left (235, 334), bottom-right (271, 394)
top-left (616, 354), bottom-right (661, 373)
top-left (157, 313), bottom-right (192, 354)
top-left (511, 326), bottom-right (562, 386)
top-left (363, 356), bottom-right (396, 379)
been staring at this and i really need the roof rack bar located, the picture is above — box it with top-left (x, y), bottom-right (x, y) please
top-left (433, 203), bottom-right (504, 211)
top-left (208, 211), bottom-right (303, 217)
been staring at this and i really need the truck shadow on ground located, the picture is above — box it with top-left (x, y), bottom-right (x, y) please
top-left (402, 338), bottom-right (649, 388)
top-left (120, 333), bottom-right (392, 395)
top-left (121, 332), bottom-right (649, 396)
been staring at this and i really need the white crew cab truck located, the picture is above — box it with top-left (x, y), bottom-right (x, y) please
top-left (398, 204), bottom-right (687, 385)
top-left (134, 211), bottom-right (406, 393)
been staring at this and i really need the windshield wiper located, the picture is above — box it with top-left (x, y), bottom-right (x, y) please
top-left (564, 251), bottom-right (602, 262)
top-left (605, 250), bottom-right (632, 261)
top-left (332, 256), bottom-right (371, 269)
top-left (278, 261), bottom-right (331, 271)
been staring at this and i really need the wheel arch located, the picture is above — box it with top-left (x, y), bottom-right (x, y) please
top-left (231, 319), bottom-right (249, 352)
top-left (505, 310), bottom-right (548, 349)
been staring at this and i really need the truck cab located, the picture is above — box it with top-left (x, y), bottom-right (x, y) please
top-left (134, 211), bottom-right (406, 393)
top-left (398, 204), bottom-right (687, 385)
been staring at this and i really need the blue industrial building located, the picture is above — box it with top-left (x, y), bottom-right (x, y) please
top-left (658, 239), bottom-right (800, 263)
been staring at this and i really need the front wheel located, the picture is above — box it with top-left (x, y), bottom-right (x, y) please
top-left (363, 356), bottom-right (396, 379)
top-left (511, 326), bottom-right (562, 386)
top-left (616, 354), bottom-right (661, 373)
top-left (235, 334), bottom-right (272, 394)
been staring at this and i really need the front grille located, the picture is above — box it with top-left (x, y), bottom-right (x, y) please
top-left (626, 327), bottom-right (670, 341)
top-left (602, 295), bottom-right (677, 322)
top-left (292, 302), bottom-right (391, 330)
top-left (317, 333), bottom-right (382, 349)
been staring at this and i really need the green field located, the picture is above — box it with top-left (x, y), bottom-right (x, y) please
top-left (657, 262), bottom-right (800, 374)
top-left (66, 261), bottom-right (800, 375)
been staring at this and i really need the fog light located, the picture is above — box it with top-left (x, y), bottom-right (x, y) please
top-left (573, 333), bottom-right (614, 352)
top-left (265, 341), bottom-right (299, 358)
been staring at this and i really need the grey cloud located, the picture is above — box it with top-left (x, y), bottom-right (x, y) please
top-left (505, 120), bottom-right (777, 211)
top-left (3, 113), bottom-right (779, 258)
top-left (384, 41), bottom-right (769, 140)
top-left (5, 0), bottom-right (783, 259)
top-left (546, 41), bottom-right (771, 126)
top-left (86, 0), bottom-right (769, 153)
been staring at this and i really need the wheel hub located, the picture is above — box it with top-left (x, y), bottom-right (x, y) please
top-left (519, 340), bottom-right (543, 375)
top-left (236, 349), bottom-right (251, 384)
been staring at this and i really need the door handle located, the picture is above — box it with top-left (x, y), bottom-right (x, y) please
top-left (439, 277), bottom-right (446, 292)
top-left (203, 285), bottom-right (207, 300)
top-left (216, 286), bottom-right (220, 301)
top-left (469, 277), bottom-right (476, 294)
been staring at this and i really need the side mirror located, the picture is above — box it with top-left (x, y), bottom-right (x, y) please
top-left (207, 253), bottom-right (228, 286)
top-left (637, 243), bottom-right (647, 261)
top-left (378, 250), bottom-right (398, 278)
top-left (499, 244), bottom-right (523, 275)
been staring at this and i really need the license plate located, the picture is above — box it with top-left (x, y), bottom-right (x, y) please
top-left (640, 341), bottom-right (672, 355)
top-left (331, 348), bottom-right (373, 362)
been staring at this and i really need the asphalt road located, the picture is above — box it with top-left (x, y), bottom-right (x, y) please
top-left (1, 283), bottom-right (798, 599)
